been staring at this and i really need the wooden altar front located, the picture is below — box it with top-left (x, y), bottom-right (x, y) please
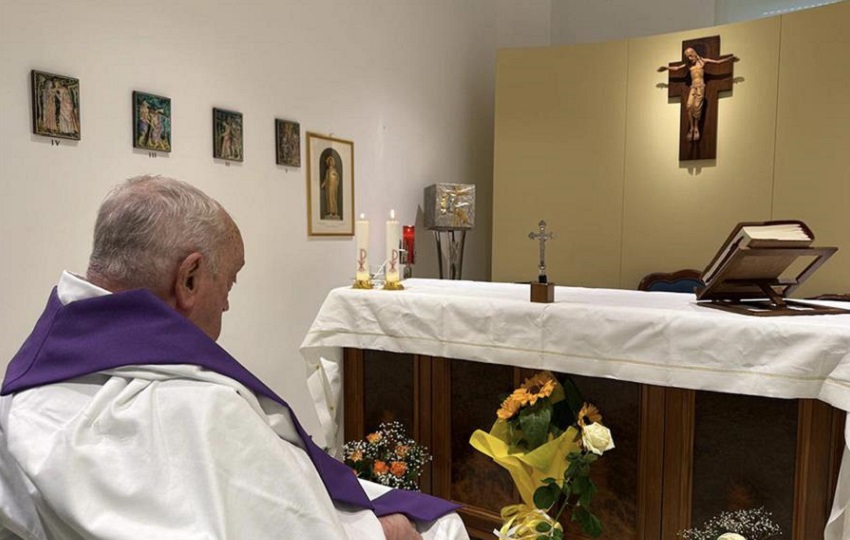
top-left (343, 349), bottom-right (843, 540)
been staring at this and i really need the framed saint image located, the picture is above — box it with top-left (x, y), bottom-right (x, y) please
top-left (31, 70), bottom-right (80, 140)
top-left (275, 119), bottom-right (301, 167)
top-left (133, 91), bottom-right (171, 152)
top-left (306, 132), bottom-right (354, 236)
top-left (212, 108), bottom-right (243, 162)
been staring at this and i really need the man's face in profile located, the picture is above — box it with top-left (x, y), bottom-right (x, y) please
top-left (189, 230), bottom-right (245, 341)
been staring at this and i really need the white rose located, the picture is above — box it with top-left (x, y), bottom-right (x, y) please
top-left (717, 534), bottom-right (746, 540)
top-left (581, 422), bottom-right (615, 455)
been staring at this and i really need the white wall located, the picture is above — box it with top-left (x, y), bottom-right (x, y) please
top-left (0, 0), bottom-right (552, 443)
top-left (547, 0), bottom-right (847, 45)
top-left (549, 0), bottom-right (716, 45)
top-left (496, 0), bottom-right (552, 48)
top-left (715, 0), bottom-right (844, 23)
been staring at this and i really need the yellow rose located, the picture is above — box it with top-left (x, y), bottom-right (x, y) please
top-left (581, 422), bottom-right (615, 455)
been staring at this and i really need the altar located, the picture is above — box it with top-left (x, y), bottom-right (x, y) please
top-left (300, 279), bottom-right (850, 539)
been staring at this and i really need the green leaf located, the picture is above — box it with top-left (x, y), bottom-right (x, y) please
top-left (560, 376), bottom-right (585, 420)
top-left (552, 529), bottom-right (564, 540)
top-left (533, 483), bottom-right (559, 510)
top-left (572, 507), bottom-right (603, 537)
top-left (572, 475), bottom-right (591, 495)
top-left (519, 403), bottom-right (552, 450)
top-left (535, 522), bottom-right (552, 533)
top-left (550, 397), bottom-right (573, 432)
top-left (565, 457), bottom-right (583, 479)
top-left (541, 477), bottom-right (558, 485)
top-left (572, 506), bottom-right (588, 523)
top-left (583, 513), bottom-right (603, 537)
top-left (579, 479), bottom-right (598, 507)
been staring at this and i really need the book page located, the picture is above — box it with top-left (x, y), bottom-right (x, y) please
top-left (742, 223), bottom-right (810, 242)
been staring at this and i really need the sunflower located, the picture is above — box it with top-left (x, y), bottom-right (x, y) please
top-left (577, 402), bottom-right (602, 427)
top-left (497, 394), bottom-right (523, 420)
top-left (520, 372), bottom-right (557, 406)
top-left (509, 388), bottom-right (531, 406)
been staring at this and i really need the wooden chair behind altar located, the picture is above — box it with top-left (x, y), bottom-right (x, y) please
top-left (638, 269), bottom-right (704, 293)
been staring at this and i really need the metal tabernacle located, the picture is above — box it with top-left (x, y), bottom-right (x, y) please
top-left (424, 183), bottom-right (475, 280)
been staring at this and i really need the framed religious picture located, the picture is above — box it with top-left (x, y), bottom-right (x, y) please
top-left (31, 70), bottom-right (80, 140)
top-left (133, 91), bottom-right (172, 152)
top-left (212, 108), bottom-right (243, 162)
top-left (275, 119), bottom-right (301, 167)
top-left (306, 132), bottom-right (354, 236)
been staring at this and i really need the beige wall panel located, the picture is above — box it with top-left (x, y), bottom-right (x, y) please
top-left (773, 1), bottom-right (850, 297)
top-left (621, 17), bottom-right (781, 289)
top-left (493, 42), bottom-right (627, 286)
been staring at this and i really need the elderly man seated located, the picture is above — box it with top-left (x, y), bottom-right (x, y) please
top-left (0, 175), bottom-right (469, 540)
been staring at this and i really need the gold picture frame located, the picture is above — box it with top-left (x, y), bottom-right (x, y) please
top-left (306, 132), bottom-right (354, 236)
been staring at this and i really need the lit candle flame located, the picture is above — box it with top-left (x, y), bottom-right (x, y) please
top-left (360, 213), bottom-right (365, 220)
top-left (390, 209), bottom-right (396, 220)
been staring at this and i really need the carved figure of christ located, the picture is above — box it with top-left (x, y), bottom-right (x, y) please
top-left (658, 36), bottom-right (737, 161)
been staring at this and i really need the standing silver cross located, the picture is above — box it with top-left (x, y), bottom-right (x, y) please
top-left (528, 220), bottom-right (554, 284)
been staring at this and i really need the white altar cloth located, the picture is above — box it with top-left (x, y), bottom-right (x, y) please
top-left (300, 279), bottom-right (850, 539)
top-left (301, 279), bottom-right (850, 443)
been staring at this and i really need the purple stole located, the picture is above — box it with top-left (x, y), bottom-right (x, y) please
top-left (2, 288), bottom-right (459, 522)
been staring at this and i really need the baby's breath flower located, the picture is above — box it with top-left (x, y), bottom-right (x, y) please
top-left (343, 421), bottom-right (432, 491)
top-left (679, 507), bottom-right (782, 540)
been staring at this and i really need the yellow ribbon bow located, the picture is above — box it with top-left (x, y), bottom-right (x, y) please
top-left (494, 504), bottom-right (563, 539)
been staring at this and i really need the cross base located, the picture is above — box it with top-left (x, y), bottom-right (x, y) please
top-left (530, 282), bottom-right (555, 304)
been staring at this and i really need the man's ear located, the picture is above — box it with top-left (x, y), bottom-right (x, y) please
top-left (174, 251), bottom-right (204, 314)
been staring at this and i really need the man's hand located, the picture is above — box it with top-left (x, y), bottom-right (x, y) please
top-left (378, 513), bottom-right (422, 540)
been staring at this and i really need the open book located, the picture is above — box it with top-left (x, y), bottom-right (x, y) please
top-left (695, 220), bottom-right (844, 315)
top-left (700, 221), bottom-right (812, 285)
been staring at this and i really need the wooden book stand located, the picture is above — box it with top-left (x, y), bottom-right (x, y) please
top-left (696, 245), bottom-right (848, 316)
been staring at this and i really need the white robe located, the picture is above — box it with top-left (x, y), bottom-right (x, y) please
top-left (0, 272), bottom-right (468, 540)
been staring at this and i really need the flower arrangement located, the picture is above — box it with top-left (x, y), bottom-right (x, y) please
top-left (470, 371), bottom-right (615, 539)
top-left (342, 421), bottom-right (432, 491)
top-left (678, 507), bottom-right (782, 540)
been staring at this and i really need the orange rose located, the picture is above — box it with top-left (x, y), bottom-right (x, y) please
top-left (349, 449), bottom-right (363, 463)
top-left (390, 461), bottom-right (408, 477)
top-left (394, 445), bottom-right (410, 458)
top-left (366, 432), bottom-right (383, 444)
top-left (373, 460), bottom-right (389, 475)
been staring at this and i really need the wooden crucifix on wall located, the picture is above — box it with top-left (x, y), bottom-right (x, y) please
top-left (658, 36), bottom-right (737, 161)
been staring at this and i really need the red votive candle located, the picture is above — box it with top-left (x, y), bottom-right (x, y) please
top-left (403, 225), bottom-right (415, 265)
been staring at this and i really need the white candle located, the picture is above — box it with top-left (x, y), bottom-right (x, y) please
top-left (355, 213), bottom-right (370, 281)
top-left (385, 209), bottom-right (401, 283)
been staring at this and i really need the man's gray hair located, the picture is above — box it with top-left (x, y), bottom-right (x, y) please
top-left (87, 175), bottom-right (231, 293)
